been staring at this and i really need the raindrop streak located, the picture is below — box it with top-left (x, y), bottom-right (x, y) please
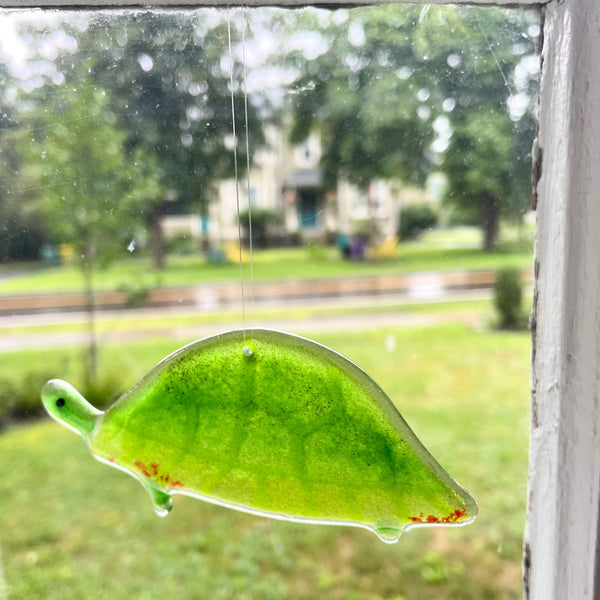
top-left (474, 14), bottom-right (514, 97)
top-left (385, 334), bottom-right (396, 353)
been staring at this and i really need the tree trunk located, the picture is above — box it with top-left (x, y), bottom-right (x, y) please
top-left (0, 232), bottom-right (9, 263)
top-left (200, 203), bottom-right (209, 251)
top-left (81, 244), bottom-right (98, 388)
top-left (481, 195), bottom-right (501, 251)
top-left (151, 200), bottom-right (166, 270)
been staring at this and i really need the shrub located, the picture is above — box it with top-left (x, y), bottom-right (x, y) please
top-left (0, 368), bottom-right (125, 430)
top-left (494, 268), bottom-right (525, 330)
top-left (239, 208), bottom-right (281, 248)
top-left (118, 273), bottom-right (160, 308)
top-left (82, 375), bottom-right (125, 410)
top-left (0, 370), bottom-right (55, 427)
top-left (399, 204), bottom-right (438, 239)
top-left (165, 233), bottom-right (197, 255)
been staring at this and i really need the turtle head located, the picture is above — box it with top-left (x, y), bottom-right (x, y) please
top-left (42, 379), bottom-right (103, 438)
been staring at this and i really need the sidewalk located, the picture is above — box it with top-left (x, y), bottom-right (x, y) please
top-left (0, 304), bottom-right (485, 352)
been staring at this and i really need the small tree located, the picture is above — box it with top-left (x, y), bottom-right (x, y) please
top-left (238, 208), bottom-right (281, 248)
top-left (399, 204), bottom-right (438, 240)
top-left (21, 78), bottom-right (163, 383)
top-left (72, 12), bottom-right (269, 269)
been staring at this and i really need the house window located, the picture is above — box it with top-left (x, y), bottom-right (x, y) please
top-left (1, 1), bottom-right (596, 599)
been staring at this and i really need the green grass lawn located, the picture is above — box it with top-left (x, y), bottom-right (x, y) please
top-left (0, 227), bottom-right (533, 294)
top-left (0, 324), bottom-right (530, 599)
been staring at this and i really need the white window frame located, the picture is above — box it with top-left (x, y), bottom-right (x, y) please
top-left (1, 0), bottom-right (596, 597)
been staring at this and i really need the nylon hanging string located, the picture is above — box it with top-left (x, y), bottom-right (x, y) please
top-left (226, 6), bottom-right (247, 342)
top-left (241, 7), bottom-right (256, 325)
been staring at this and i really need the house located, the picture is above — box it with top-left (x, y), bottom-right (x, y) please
top-left (162, 126), bottom-right (432, 247)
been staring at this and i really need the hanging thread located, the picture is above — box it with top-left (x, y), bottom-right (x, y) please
top-left (241, 7), bottom-right (256, 324)
top-left (227, 7), bottom-right (255, 348)
top-left (226, 6), bottom-right (247, 343)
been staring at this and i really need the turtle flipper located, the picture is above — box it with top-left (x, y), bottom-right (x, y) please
top-left (143, 482), bottom-right (173, 517)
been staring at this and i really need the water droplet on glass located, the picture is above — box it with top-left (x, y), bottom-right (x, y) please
top-left (442, 98), bottom-right (456, 112)
top-left (137, 53), bottom-right (154, 72)
top-left (447, 53), bottom-right (462, 69)
top-left (385, 334), bottom-right (396, 353)
top-left (417, 88), bottom-right (430, 102)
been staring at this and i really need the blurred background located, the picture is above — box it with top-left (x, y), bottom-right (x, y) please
top-left (0, 5), bottom-right (538, 599)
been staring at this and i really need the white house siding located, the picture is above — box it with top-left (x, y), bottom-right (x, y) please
top-left (207, 127), bottom-right (410, 244)
top-left (161, 215), bottom-right (203, 240)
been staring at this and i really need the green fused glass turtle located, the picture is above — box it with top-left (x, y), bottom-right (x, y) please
top-left (41, 328), bottom-right (476, 543)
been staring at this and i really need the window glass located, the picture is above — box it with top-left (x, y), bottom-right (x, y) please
top-left (0, 6), bottom-right (538, 598)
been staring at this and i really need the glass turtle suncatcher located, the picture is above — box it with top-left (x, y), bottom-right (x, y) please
top-left (41, 328), bottom-right (477, 543)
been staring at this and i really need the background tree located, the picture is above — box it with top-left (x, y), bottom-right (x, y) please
top-left (289, 6), bottom-right (435, 192)
top-left (20, 74), bottom-right (164, 383)
top-left (0, 64), bottom-right (48, 262)
top-left (288, 5), bottom-right (538, 250)
top-left (68, 11), bottom-right (269, 268)
top-left (417, 7), bottom-right (538, 250)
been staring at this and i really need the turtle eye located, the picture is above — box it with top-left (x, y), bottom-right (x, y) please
top-left (56, 398), bottom-right (66, 408)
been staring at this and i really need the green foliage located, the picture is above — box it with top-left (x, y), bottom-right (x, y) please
top-left (417, 8), bottom-right (538, 251)
top-left (288, 6), bottom-right (539, 249)
top-left (21, 74), bottom-right (164, 270)
top-left (6, 13), bottom-right (272, 268)
top-left (118, 282), bottom-right (152, 309)
top-left (288, 5), bottom-right (433, 190)
top-left (399, 204), bottom-right (438, 240)
top-left (493, 268), bottom-right (525, 330)
top-left (0, 367), bottom-right (124, 430)
top-left (0, 208), bottom-right (48, 262)
top-left (81, 374), bottom-right (125, 410)
top-left (445, 206), bottom-right (480, 228)
top-left (74, 12), bottom-right (269, 214)
top-left (0, 369), bottom-right (54, 426)
top-left (117, 271), bottom-right (163, 309)
top-left (239, 208), bottom-right (281, 248)
top-left (0, 71), bottom-right (49, 261)
top-left (165, 234), bottom-right (197, 256)
top-left (16, 68), bottom-right (166, 382)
